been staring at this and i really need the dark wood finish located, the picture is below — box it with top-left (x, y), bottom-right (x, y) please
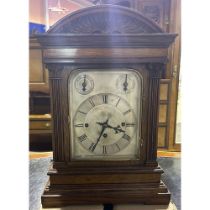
top-left (37, 34), bottom-right (175, 48)
top-left (47, 5), bottom-right (163, 34)
top-left (42, 180), bottom-right (170, 207)
top-left (36, 5), bottom-right (176, 207)
top-left (146, 65), bottom-right (162, 164)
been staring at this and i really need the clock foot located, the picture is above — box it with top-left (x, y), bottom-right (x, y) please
top-left (104, 204), bottom-right (113, 210)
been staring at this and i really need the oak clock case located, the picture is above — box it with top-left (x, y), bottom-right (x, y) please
top-left (69, 69), bottom-right (142, 160)
top-left (36, 4), bottom-right (177, 208)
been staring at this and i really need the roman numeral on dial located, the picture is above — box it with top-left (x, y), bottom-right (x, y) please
top-left (115, 143), bottom-right (121, 151)
top-left (78, 134), bottom-right (87, 142)
top-left (74, 123), bottom-right (84, 127)
top-left (88, 98), bottom-right (95, 107)
top-left (78, 110), bottom-right (87, 115)
top-left (89, 143), bottom-right (96, 152)
top-left (103, 146), bottom-right (107, 154)
top-left (102, 95), bottom-right (108, 104)
top-left (122, 133), bottom-right (131, 141)
top-left (126, 123), bottom-right (136, 127)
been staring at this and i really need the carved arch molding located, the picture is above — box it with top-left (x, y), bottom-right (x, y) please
top-left (48, 5), bottom-right (164, 34)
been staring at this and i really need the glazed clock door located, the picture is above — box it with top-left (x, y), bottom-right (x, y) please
top-left (68, 69), bottom-right (143, 160)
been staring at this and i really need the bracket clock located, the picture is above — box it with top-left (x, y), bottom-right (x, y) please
top-left (37, 5), bottom-right (176, 208)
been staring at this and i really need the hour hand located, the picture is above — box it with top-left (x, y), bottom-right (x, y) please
top-left (96, 118), bottom-right (109, 127)
top-left (96, 122), bottom-right (103, 126)
top-left (107, 124), bottom-right (125, 134)
top-left (96, 121), bottom-right (125, 133)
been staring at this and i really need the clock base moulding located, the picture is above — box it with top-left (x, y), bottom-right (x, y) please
top-left (41, 163), bottom-right (170, 208)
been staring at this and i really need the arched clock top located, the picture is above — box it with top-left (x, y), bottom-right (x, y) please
top-left (36, 5), bottom-right (177, 63)
top-left (47, 5), bottom-right (164, 34)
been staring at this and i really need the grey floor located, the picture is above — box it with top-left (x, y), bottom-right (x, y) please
top-left (158, 157), bottom-right (181, 210)
top-left (30, 157), bottom-right (51, 210)
top-left (29, 157), bottom-right (181, 210)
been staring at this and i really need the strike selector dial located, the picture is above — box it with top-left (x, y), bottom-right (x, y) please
top-left (116, 74), bottom-right (135, 93)
top-left (75, 74), bottom-right (94, 95)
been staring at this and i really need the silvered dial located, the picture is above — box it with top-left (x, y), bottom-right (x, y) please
top-left (69, 69), bottom-right (142, 160)
top-left (73, 93), bottom-right (136, 155)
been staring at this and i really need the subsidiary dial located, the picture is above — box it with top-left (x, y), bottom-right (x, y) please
top-left (116, 74), bottom-right (135, 93)
top-left (74, 74), bottom-right (94, 95)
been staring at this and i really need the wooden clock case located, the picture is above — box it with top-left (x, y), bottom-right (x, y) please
top-left (37, 5), bottom-right (176, 208)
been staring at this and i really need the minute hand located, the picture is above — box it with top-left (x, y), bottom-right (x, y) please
top-left (94, 119), bottom-right (109, 150)
top-left (92, 125), bottom-right (106, 151)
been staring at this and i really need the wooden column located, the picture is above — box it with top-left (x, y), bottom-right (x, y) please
top-left (47, 64), bottom-right (65, 162)
top-left (146, 64), bottom-right (162, 165)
